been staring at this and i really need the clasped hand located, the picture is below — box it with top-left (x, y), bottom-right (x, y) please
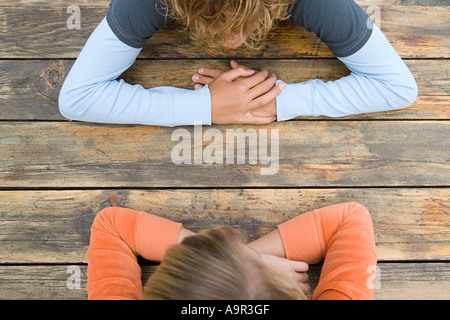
top-left (192, 60), bottom-right (285, 124)
top-left (259, 253), bottom-right (310, 295)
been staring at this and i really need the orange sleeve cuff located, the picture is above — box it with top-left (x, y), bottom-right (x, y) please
top-left (136, 212), bottom-right (182, 261)
top-left (277, 210), bottom-right (325, 264)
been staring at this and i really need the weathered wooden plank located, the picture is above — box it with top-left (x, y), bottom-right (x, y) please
top-left (0, 265), bottom-right (92, 300)
top-left (122, 59), bottom-right (448, 96)
top-left (0, 121), bottom-right (448, 188)
top-left (1, 188), bottom-right (448, 263)
top-left (1, 0), bottom-right (446, 303)
top-left (372, 262), bottom-right (450, 300)
top-left (0, 6), bottom-right (448, 58)
top-left (1, 263), bottom-right (448, 300)
top-left (0, 59), bottom-right (447, 121)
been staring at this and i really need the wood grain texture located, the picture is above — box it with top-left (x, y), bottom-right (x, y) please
top-left (1, 0), bottom-right (448, 301)
top-left (0, 6), bottom-right (448, 58)
top-left (1, 188), bottom-right (448, 263)
top-left (1, 263), bottom-right (449, 300)
top-left (0, 59), bottom-right (448, 121)
top-left (0, 121), bottom-right (448, 188)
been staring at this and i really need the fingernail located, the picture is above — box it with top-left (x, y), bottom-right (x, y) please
top-left (192, 75), bottom-right (199, 81)
top-left (198, 68), bottom-right (204, 74)
top-left (279, 83), bottom-right (285, 90)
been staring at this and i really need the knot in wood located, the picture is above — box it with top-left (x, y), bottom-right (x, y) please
top-left (45, 67), bottom-right (61, 89)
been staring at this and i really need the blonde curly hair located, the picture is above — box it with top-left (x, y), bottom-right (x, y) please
top-left (157, 0), bottom-right (295, 54)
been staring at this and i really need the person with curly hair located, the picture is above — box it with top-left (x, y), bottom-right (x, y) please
top-left (59, 0), bottom-right (417, 127)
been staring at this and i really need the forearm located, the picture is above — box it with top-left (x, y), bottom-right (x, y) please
top-left (86, 207), bottom-right (183, 299)
top-left (177, 227), bottom-right (196, 243)
top-left (277, 202), bottom-right (377, 300)
top-left (276, 24), bottom-right (418, 120)
top-left (246, 229), bottom-right (286, 258)
top-left (87, 207), bottom-right (145, 299)
top-left (59, 17), bottom-right (211, 127)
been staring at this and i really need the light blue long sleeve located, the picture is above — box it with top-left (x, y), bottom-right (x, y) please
top-left (59, 18), bottom-right (417, 126)
top-left (275, 24), bottom-right (418, 119)
top-left (59, 17), bottom-right (211, 127)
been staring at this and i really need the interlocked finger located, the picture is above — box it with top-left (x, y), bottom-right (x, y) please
top-left (248, 73), bottom-right (278, 100)
top-left (240, 69), bottom-right (270, 89)
top-left (250, 82), bottom-right (285, 109)
top-left (192, 74), bottom-right (214, 85)
top-left (199, 67), bottom-right (224, 78)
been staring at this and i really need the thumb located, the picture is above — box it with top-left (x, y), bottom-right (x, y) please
top-left (223, 66), bottom-right (256, 82)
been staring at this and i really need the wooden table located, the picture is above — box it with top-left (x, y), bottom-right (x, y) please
top-left (0, 0), bottom-right (449, 300)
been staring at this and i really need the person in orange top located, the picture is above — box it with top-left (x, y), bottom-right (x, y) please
top-left (86, 202), bottom-right (377, 300)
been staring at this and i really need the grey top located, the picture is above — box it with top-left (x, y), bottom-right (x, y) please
top-left (106, 0), bottom-right (373, 57)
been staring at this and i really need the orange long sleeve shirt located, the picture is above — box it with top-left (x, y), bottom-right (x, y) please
top-left (86, 202), bottom-right (377, 300)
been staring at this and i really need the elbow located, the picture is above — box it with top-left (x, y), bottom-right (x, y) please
top-left (344, 202), bottom-right (374, 231)
top-left (388, 71), bottom-right (419, 111)
top-left (346, 202), bottom-right (370, 216)
top-left (90, 207), bottom-right (118, 231)
top-left (399, 76), bottom-right (418, 108)
top-left (58, 86), bottom-right (78, 121)
top-left (58, 79), bottom-right (90, 121)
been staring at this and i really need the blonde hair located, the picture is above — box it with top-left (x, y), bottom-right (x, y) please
top-left (157, 0), bottom-right (295, 54)
top-left (142, 226), bottom-right (306, 300)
